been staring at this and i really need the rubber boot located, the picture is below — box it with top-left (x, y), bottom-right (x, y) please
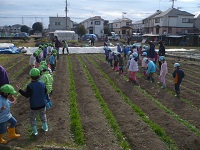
top-left (0, 134), bottom-right (7, 144)
top-left (42, 122), bottom-right (48, 132)
top-left (32, 126), bottom-right (38, 136)
top-left (7, 128), bottom-right (20, 140)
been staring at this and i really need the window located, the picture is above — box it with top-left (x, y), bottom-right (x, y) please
top-left (181, 29), bottom-right (188, 34)
top-left (155, 18), bottom-right (160, 23)
top-left (55, 22), bottom-right (61, 26)
top-left (116, 24), bottom-right (118, 27)
top-left (95, 21), bottom-right (100, 25)
top-left (91, 22), bottom-right (93, 25)
top-left (126, 22), bottom-right (131, 26)
top-left (182, 18), bottom-right (193, 23)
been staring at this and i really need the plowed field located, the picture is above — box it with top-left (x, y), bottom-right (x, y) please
top-left (1, 53), bottom-right (200, 150)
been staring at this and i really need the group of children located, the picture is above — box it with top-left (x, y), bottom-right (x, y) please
top-left (0, 43), bottom-right (56, 144)
top-left (104, 42), bottom-right (185, 98)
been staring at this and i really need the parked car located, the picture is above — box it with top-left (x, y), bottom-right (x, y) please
top-left (81, 34), bottom-right (98, 41)
top-left (108, 33), bottom-right (120, 41)
top-left (14, 32), bottom-right (29, 37)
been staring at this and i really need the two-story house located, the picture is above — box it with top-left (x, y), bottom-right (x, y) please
top-left (80, 16), bottom-right (105, 37)
top-left (142, 10), bottom-right (162, 34)
top-left (153, 8), bottom-right (195, 35)
top-left (194, 14), bottom-right (200, 33)
top-left (132, 20), bottom-right (143, 33)
top-left (112, 18), bottom-right (132, 38)
top-left (49, 16), bottom-right (73, 32)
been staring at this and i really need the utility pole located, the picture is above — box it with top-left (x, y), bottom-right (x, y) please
top-left (65, 0), bottom-right (69, 30)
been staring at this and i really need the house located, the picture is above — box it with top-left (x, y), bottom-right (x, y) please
top-left (80, 16), bottom-right (105, 38)
top-left (142, 10), bottom-right (162, 34)
top-left (194, 14), bottom-right (200, 33)
top-left (49, 16), bottom-right (73, 32)
top-left (112, 18), bottom-right (132, 38)
top-left (152, 8), bottom-right (195, 35)
top-left (132, 20), bottom-right (143, 33)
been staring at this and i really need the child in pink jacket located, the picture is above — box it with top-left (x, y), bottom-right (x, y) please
top-left (128, 52), bottom-right (138, 83)
top-left (159, 56), bottom-right (168, 89)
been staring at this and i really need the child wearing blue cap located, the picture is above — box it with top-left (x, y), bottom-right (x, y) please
top-left (172, 63), bottom-right (185, 97)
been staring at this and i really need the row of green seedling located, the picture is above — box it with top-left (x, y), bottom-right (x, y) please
top-left (92, 54), bottom-right (200, 139)
top-left (6, 56), bottom-right (28, 72)
top-left (96, 54), bottom-right (200, 113)
top-left (78, 55), bottom-right (131, 150)
top-left (67, 56), bottom-right (85, 146)
top-left (137, 72), bottom-right (200, 113)
top-left (87, 54), bottom-right (177, 149)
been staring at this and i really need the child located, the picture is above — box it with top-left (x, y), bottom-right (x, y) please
top-left (29, 53), bottom-right (36, 68)
top-left (141, 52), bottom-right (148, 77)
top-left (103, 47), bottom-right (109, 64)
top-left (159, 56), bottom-right (168, 89)
top-left (0, 84), bottom-right (20, 144)
top-left (117, 43), bottom-right (122, 53)
top-left (62, 40), bottom-right (69, 55)
top-left (118, 53), bottom-right (124, 75)
top-left (39, 65), bottom-right (53, 109)
top-left (126, 54), bottom-right (132, 77)
top-left (123, 45), bottom-right (128, 59)
top-left (172, 63), bottom-right (185, 98)
top-left (108, 49), bottom-right (114, 67)
top-left (128, 52), bottom-right (138, 83)
top-left (49, 52), bottom-right (56, 72)
top-left (113, 52), bottom-right (119, 71)
top-left (144, 58), bottom-right (157, 82)
top-left (17, 68), bottom-right (48, 135)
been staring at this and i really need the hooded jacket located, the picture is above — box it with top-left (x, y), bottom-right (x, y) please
top-left (146, 60), bottom-right (156, 74)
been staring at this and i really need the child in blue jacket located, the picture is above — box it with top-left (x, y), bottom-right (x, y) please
top-left (0, 84), bottom-right (20, 144)
top-left (144, 58), bottom-right (157, 82)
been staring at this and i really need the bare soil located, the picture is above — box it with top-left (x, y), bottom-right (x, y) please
top-left (0, 53), bottom-right (200, 150)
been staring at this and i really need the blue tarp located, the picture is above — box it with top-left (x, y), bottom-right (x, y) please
top-left (0, 43), bottom-right (20, 54)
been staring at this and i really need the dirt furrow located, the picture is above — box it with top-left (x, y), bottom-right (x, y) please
top-left (8, 55), bottom-right (73, 149)
top-left (82, 55), bottom-right (168, 150)
top-left (71, 55), bottom-right (122, 149)
top-left (92, 54), bottom-right (200, 150)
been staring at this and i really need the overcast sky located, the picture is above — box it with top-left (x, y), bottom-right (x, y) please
top-left (0, 0), bottom-right (199, 28)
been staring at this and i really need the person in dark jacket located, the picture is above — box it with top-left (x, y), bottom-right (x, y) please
top-left (172, 63), bottom-right (185, 98)
top-left (53, 36), bottom-right (61, 60)
top-left (158, 41), bottom-right (166, 69)
top-left (17, 68), bottom-right (48, 136)
top-left (0, 66), bottom-right (9, 88)
top-left (90, 36), bottom-right (95, 46)
top-left (148, 41), bottom-right (156, 63)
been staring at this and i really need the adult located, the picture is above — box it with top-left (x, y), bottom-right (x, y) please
top-left (158, 41), bottom-right (166, 69)
top-left (127, 36), bottom-right (131, 45)
top-left (148, 41), bottom-right (156, 63)
top-left (0, 66), bottom-right (9, 87)
top-left (90, 35), bottom-right (95, 46)
top-left (104, 36), bottom-right (108, 47)
top-left (0, 66), bottom-right (15, 103)
top-left (53, 36), bottom-right (61, 60)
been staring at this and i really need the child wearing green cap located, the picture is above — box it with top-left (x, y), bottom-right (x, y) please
top-left (0, 84), bottom-right (20, 144)
top-left (17, 68), bottom-right (48, 136)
